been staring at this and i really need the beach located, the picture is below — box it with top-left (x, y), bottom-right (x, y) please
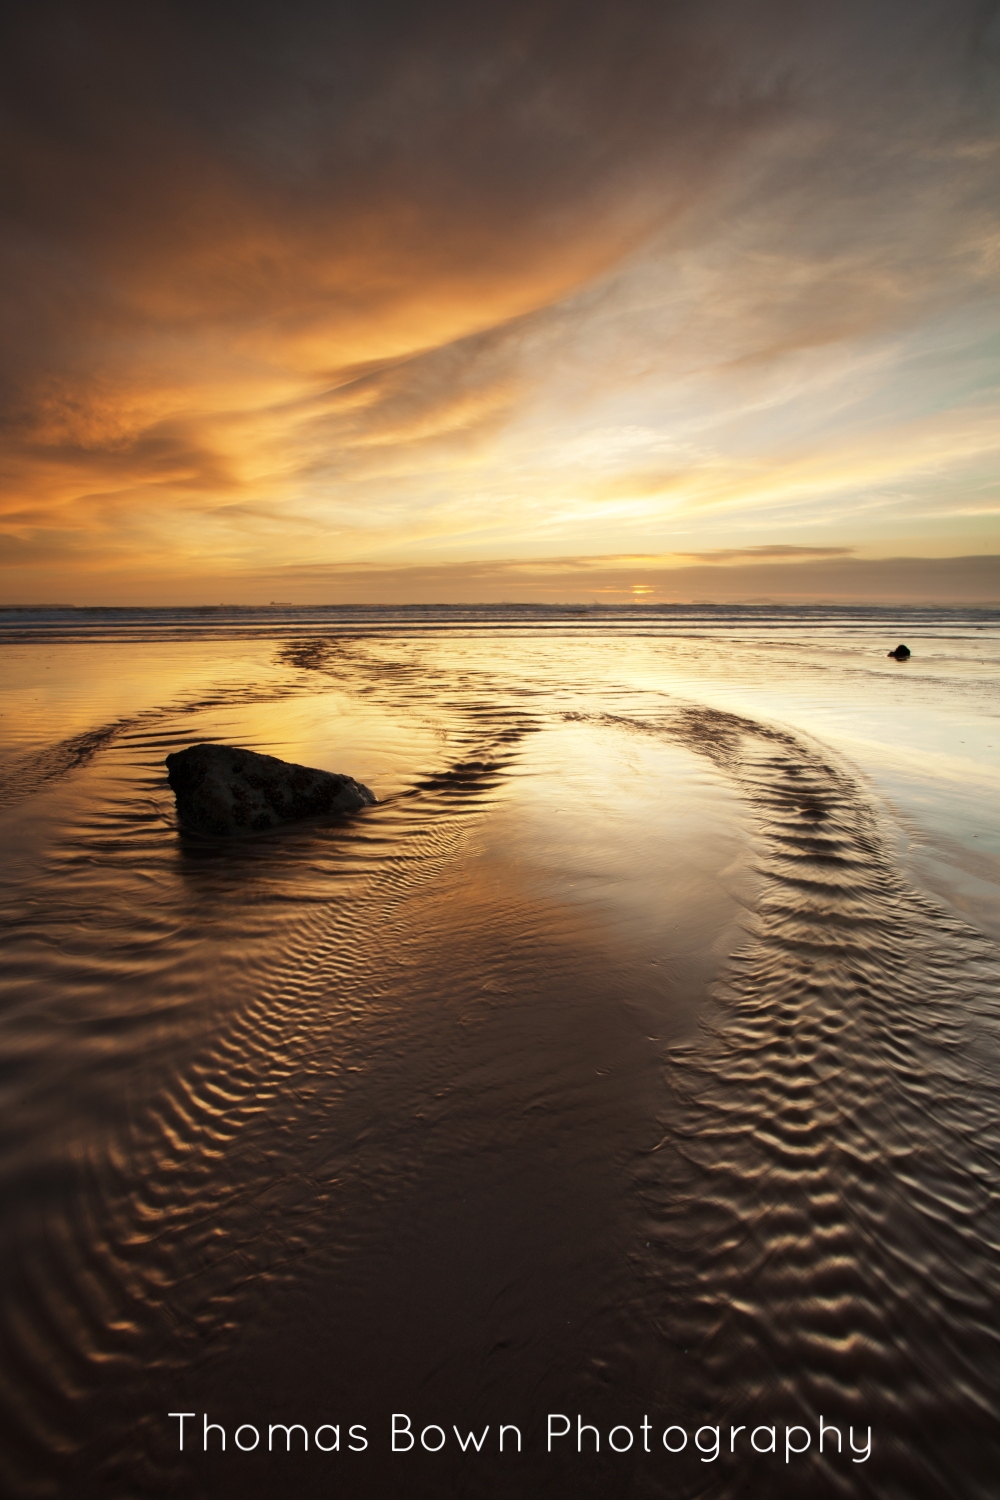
top-left (1, 603), bottom-right (998, 1499)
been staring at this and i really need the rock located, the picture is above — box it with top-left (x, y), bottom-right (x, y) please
top-left (165, 743), bottom-right (376, 836)
top-left (887, 644), bottom-right (911, 660)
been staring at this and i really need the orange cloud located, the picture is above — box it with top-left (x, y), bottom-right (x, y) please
top-left (1, 0), bottom-right (997, 597)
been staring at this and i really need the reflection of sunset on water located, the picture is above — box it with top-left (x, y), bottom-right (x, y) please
top-left (1, 605), bottom-right (998, 1498)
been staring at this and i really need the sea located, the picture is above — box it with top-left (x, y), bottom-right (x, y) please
top-left (0, 602), bottom-right (998, 1499)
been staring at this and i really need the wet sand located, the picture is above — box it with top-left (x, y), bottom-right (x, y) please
top-left (1, 610), bottom-right (998, 1499)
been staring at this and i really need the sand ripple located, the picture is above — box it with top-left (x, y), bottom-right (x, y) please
top-left (1, 639), bottom-right (998, 1499)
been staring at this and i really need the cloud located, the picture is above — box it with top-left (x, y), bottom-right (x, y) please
top-left (677, 545), bottom-right (854, 563)
top-left (0, 0), bottom-right (998, 595)
top-left (245, 552), bottom-right (1000, 605)
top-left (5, 549), bottom-right (996, 609)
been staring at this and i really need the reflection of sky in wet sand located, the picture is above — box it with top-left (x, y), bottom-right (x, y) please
top-left (483, 721), bottom-right (757, 1038)
top-left (571, 634), bottom-right (1000, 937)
top-left (1, 609), bottom-right (999, 1499)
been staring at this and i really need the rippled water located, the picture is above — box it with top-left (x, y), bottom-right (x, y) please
top-left (1, 606), bottom-right (998, 1499)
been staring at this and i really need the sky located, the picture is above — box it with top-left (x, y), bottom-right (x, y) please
top-left (2, 0), bottom-right (999, 605)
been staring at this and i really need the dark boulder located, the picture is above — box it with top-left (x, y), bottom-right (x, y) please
top-left (887, 644), bottom-right (911, 660)
top-left (165, 743), bottom-right (376, 836)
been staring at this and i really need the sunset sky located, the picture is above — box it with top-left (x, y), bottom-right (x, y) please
top-left (2, 0), bottom-right (999, 604)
